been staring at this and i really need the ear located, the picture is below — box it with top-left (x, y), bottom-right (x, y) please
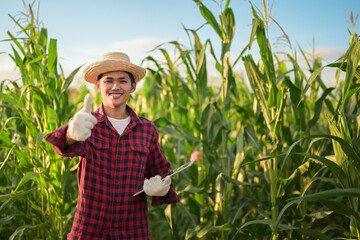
top-left (95, 81), bottom-right (100, 92)
top-left (130, 82), bottom-right (137, 93)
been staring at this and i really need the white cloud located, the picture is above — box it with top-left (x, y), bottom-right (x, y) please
top-left (312, 46), bottom-right (347, 63)
top-left (75, 38), bottom-right (172, 65)
top-left (0, 53), bottom-right (20, 82)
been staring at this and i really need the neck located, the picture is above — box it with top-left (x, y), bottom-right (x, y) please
top-left (103, 104), bottom-right (129, 119)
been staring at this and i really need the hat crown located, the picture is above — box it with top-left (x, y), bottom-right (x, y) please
top-left (101, 52), bottom-right (130, 63)
top-left (83, 52), bottom-right (145, 84)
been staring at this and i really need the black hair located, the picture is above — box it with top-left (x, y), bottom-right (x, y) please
top-left (127, 72), bottom-right (135, 85)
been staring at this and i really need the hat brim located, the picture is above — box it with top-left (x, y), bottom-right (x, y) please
top-left (82, 60), bottom-right (146, 84)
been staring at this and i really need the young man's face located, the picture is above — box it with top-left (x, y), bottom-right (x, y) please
top-left (95, 71), bottom-right (136, 109)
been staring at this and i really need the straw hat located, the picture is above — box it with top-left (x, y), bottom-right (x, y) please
top-left (83, 52), bottom-right (146, 84)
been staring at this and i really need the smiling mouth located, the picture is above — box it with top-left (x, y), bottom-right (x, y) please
top-left (109, 93), bottom-right (123, 96)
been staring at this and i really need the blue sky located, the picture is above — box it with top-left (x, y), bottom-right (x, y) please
top-left (0, 0), bottom-right (358, 86)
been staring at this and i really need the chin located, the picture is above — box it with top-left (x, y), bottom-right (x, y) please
top-left (107, 102), bottom-right (123, 109)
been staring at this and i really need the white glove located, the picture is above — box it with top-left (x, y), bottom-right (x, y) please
top-left (143, 175), bottom-right (171, 197)
top-left (68, 94), bottom-right (97, 141)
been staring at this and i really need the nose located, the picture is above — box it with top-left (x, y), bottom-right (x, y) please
top-left (112, 81), bottom-right (121, 90)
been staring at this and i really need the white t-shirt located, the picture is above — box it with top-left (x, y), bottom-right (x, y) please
top-left (107, 115), bottom-right (131, 136)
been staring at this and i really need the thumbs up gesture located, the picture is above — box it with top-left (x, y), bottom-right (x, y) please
top-left (68, 94), bottom-right (98, 141)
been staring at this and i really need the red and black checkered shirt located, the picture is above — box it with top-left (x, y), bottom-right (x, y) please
top-left (46, 104), bottom-right (179, 240)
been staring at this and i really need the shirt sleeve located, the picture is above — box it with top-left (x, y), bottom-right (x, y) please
top-left (145, 125), bottom-right (179, 206)
top-left (45, 124), bottom-right (85, 158)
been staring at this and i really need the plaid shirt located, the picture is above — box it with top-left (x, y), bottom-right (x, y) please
top-left (46, 104), bottom-right (179, 240)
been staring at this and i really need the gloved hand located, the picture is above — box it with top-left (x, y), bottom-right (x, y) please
top-left (68, 94), bottom-right (97, 141)
top-left (143, 175), bottom-right (171, 197)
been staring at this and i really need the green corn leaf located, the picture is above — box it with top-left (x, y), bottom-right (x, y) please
top-left (224, 55), bottom-right (237, 107)
top-left (239, 219), bottom-right (297, 231)
top-left (7, 31), bottom-right (26, 56)
top-left (345, 83), bottom-right (360, 102)
top-left (249, 18), bottom-right (259, 49)
top-left (223, 7), bottom-right (235, 43)
top-left (343, 41), bottom-right (360, 101)
top-left (197, 223), bottom-right (233, 238)
top-left (153, 117), bottom-right (172, 127)
top-left (282, 134), bottom-right (360, 174)
top-left (25, 54), bottom-right (46, 68)
top-left (324, 99), bottom-right (335, 115)
top-left (160, 48), bottom-right (175, 72)
top-left (292, 153), bottom-right (348, 188)
top-left (177, 202), bottom-right (198, 227)
top-left (284, 161), bottom-right (310, 181)
top-left (198, 3), bottom-right (222, 40)
top-left (321, 224), bottom-right (349, 235)
top-left (10, 45), bottom-right (23, 68)
top-left (155, 117), bottom-right (200, 143)
top-left (306, 210), bottom-right (333, 220)
top-left (232, 130), bottom-right (244, 178)
top-left (195, 39), bottom-right (208, 75)
top-left (143, 56), bottom-right (164, 72)
top-left (275, 188), bottom-right (360, 231)
top-left (319, 199), bottom-right (360, 222)
top-left (36, 132), bottom-right (47, 150)
top-left (0, 188), bottom-right (37, 214)
top-left (283, 77), bottom-right (301, 104)
top-left (298, 44), bottom-right (312, 70)
top-left (243, 55), bottom-right (272, 131)
top-left (271, 88), bottom-right (287, 135)
top-left (329, 133), bottom-right (360, 166)
top-left (287, 54), bottom-right (309, 88)
top-left (296, 229), bottom-right (330, 240)
top-left (304, 65), bottom-right (326, 94)
top-left (191, 29), bottom-right (202, 53)
top-left (0, 92), bottom-right (23, 108)
top-left (0, 215), bottom-right (14, 225)
top-left (46, 105), bottom-right (59, 127)
top-left (9, 224), bottom-right (38, 240)
top-left (14, 172), bottom-right (39, 192)
top-left (178, 75), bottom-right (194, 99)
top-left (8, 14), bottom-right (31, 38)
top-left (328, 117), bottom-right (345, 166)
top-left (327, 61), bottom-right (360, 80)
top-left (48, 38), bottom-right (58, 77)
top-left (0, 145), bottom-right (15, 175)
top-left (308, 87), bottom-right (334, 128)
top-left (172, 40), bottom-right (196, 83)
top-left (181, 185), bottom-right (203, 194)
top-left (38, 27), bottom-right (48, 49)
top-left (185, 226), bottom-right (201, 240)
top-left (254, 18), bottom-right (277, 99)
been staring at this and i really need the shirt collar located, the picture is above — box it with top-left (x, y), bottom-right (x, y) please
top-left (94, 103), bottom-right (143, 126)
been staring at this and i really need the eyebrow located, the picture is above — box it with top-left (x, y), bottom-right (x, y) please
top-left (103, 76), bottom-right (128, 80)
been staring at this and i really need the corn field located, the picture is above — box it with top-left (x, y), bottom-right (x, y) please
top-left (1, 0), bottom-right (360, 239)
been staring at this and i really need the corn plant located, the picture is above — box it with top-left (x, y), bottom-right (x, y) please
top-left (132, 0), bottom-right (360, 239)
top-left (130, 1), bottom-right (264, 239)
top-left (240, 3), bottom-right (360, 239)
top-left (1, 0), bottom-right (359, 239)
top-left (0, 2), bottom-right (84, 239)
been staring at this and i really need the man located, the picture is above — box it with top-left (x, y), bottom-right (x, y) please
top-left (46, 52), bottom-right (179, 239)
